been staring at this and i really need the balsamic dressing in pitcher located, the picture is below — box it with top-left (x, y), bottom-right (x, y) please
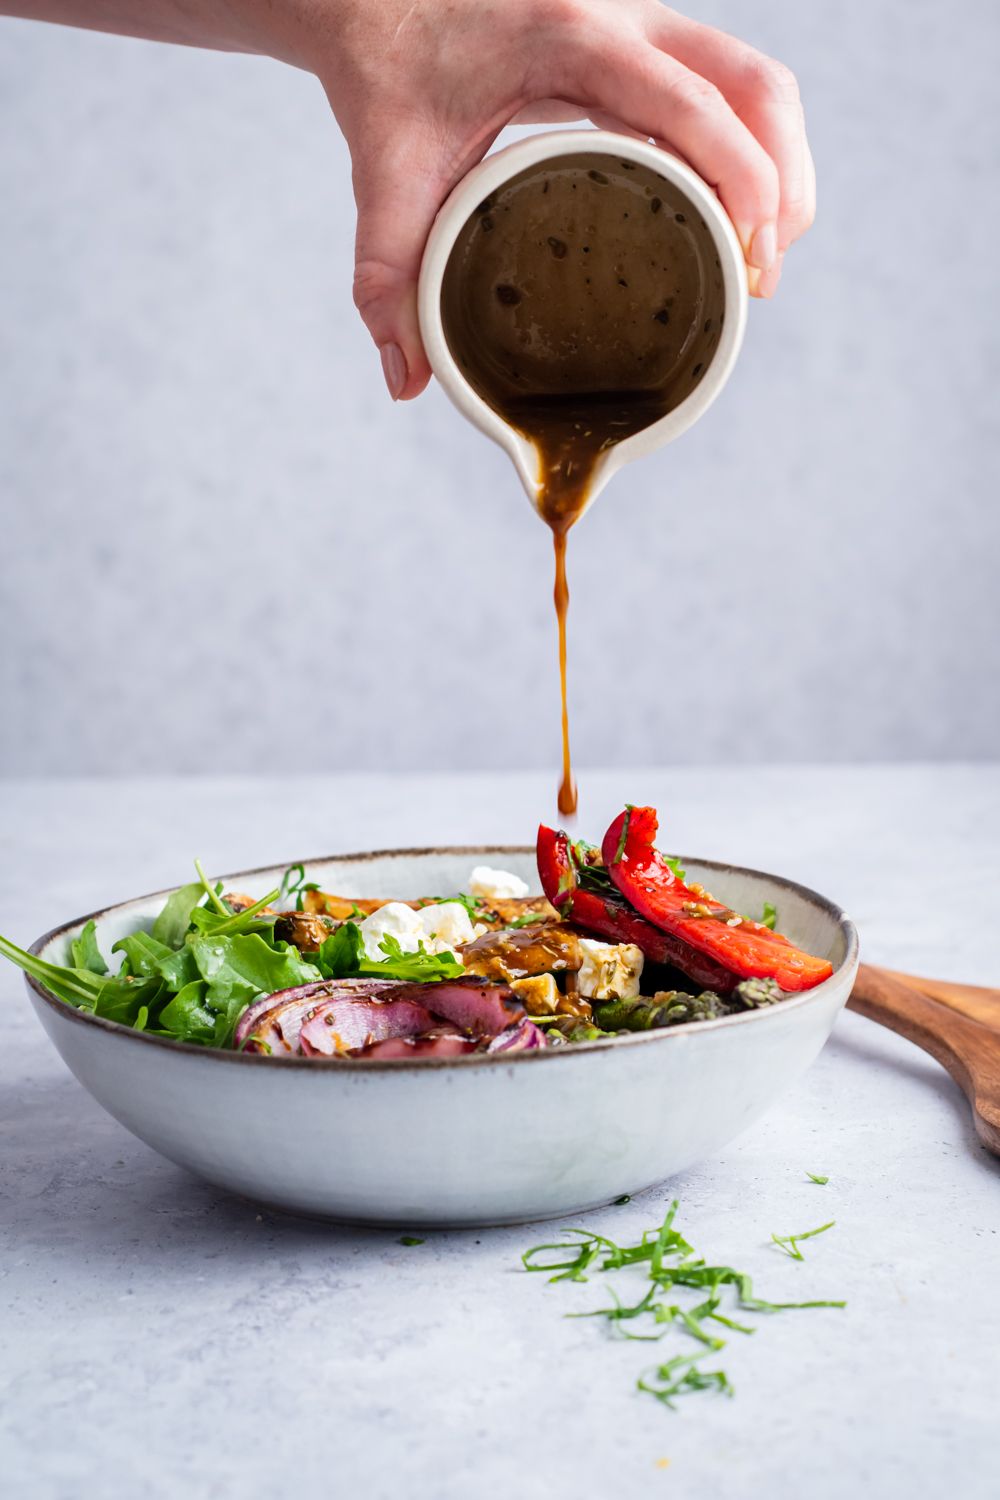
top-left (440, 153), bottom-right (726, 815)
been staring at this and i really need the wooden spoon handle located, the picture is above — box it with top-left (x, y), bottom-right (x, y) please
top-left (879, 967), bottom-right (1000, 1028)
top-left (849, 963), bottom-right (1000, 1156)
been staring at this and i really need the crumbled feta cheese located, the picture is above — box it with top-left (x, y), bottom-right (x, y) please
top-left (415, 901), bottom-right (475, 956)
top-left (510, 974), bottom-right (561, 1015)
top-left (468, 865), bottom-right (530, 901)
top-left (357, 903), bottom-right (426, 962)
top-left (576, 938), bottom-right (644, 1001)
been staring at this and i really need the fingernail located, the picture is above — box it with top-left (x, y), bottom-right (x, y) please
top-left (380, 341), bottom-right (407, 401)
top-left (749, 223), bottom-right (778, 272)
top-left (757, 253), bottom-right (785, 299)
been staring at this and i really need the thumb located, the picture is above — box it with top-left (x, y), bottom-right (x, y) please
top-left (351, 137), bottom-right (447, 402)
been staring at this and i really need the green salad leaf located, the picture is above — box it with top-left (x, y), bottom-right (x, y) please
top-left (70, 920), bottom-right (109, 976)
top-left (0, 863), bottom-right (324, 1050)
top-left (0, 929), bottom-right (166, 1026)
top-left (419, 891), bottom-right (483, 922)
top-left (0, 859), bottom-right (474, 1055)
top-left (158, 980), bottom-right (221, 1045)
top-left (313, 923), bottom-right (464, 984)
top-left (151, 881), bottom-right (205, 947)
top-left (113, 930), bottom-right (198, 988)
top-left (187, 890), bottom-right (281, 939)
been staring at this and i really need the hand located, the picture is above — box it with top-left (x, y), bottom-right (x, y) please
top-left (3, 0), bottom-right (815, 400)
top-left (293, 0), bottom-right (815, 399)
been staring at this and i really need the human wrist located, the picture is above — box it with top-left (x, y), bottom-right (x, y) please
top-left (230, 0), bottom-right (364, 79)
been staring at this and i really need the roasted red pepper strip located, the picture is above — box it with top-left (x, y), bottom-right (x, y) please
top-left (600, 807), bottom-right (833, 992)
top-left (536, 824), bottom-right (737, 994)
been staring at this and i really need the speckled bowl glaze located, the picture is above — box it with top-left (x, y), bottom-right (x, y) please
top-left (26, 848), bottom-right (857, 1226)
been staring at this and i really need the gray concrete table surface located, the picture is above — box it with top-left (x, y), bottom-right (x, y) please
top-left (2, 766), bottom-right (998, 1500)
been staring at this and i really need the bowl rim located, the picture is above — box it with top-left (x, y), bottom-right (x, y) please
top-left (25, 844), bottom-right (858, 1071)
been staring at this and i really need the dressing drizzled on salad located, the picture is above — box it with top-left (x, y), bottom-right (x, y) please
top-left (441, 154), bottom-right (726, 813)
top-left (0, 804), bottom-right (833, 1058)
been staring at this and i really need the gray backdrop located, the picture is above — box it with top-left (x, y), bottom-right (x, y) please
top-left (1, 1), bottom-right (997, 777)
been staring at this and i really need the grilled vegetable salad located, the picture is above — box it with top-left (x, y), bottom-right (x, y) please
top-left (1, 806), bottom-right (833, 1058)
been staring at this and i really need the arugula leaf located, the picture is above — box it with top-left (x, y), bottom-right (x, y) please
top-left (90, 975), bottom-right (167, 1029)
top-left (187, 932), bottom-right (320, 997)
top-left (157, 980), bottom-right (218, 1044)
top-left (420, 892), bottom-right (483, 922)
top-left (143, 931), bottom-right (321, 1046)
top-left (192, 859), bottom-right (231, 917)
top-left (313, 922), bottom-right (365, 977)
top-left (760, 900), bottom-right (778, 930)
top-left (664, 855), bottom-right (686, 882)
top-left (2, 929), bottom-right (171, 1027)
top-left (2, 858), bottom-right (319, 1050)
top-left (0, 932), bottom-right (106, 1009)
top-left (2, 855), bottom-right (457, 1052)
top-left (112, 931), bottom-right (198, 991)
top-left (151, 882), bottom-right (205, 949)
top-left (371, 933), bottom-right (464, 981)
top-left (188, 885), bottom-right (281, 938)
top-left (70, 920), bottom-right (108, 976)
top-left (313, 922), bottom-right (464, 984)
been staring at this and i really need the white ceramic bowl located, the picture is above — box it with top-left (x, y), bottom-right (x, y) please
top-left (418, 129), bottom-right (749, 519)
top-left (26, 848), bottom-right (857, 1227)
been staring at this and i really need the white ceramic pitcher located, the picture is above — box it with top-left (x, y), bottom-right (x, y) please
top-left (417, 129), bottom-right (749, 521)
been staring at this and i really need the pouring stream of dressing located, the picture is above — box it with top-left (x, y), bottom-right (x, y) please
top-left (441, 154), bottom-right (725, 815)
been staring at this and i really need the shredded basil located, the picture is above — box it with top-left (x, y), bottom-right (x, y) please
top-left (522, 1199), bottom-right (844, 1410)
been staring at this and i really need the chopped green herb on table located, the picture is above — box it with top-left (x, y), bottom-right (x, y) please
top-left (522, 1200), bottom-right (844, 1410)
top-left (771, 1221), bottom-right (836, 1260)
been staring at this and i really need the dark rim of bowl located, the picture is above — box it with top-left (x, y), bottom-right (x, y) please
top-left (25, 845), bottom-right (859, 1071)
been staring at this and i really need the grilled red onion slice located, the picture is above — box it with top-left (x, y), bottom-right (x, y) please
top-left (353, 1034), bottom-right (478, 1060)
top-left (299, 996), bottom-right (437, 1057)
top-left (487, 1018), bottom-right (548, 1052)
top-left (235, 976), bottom-right (527, 1058)
top-left (387, 977), bottom-right (524, 1038)
top-left (236, 978), bottom-right (398, 1055)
